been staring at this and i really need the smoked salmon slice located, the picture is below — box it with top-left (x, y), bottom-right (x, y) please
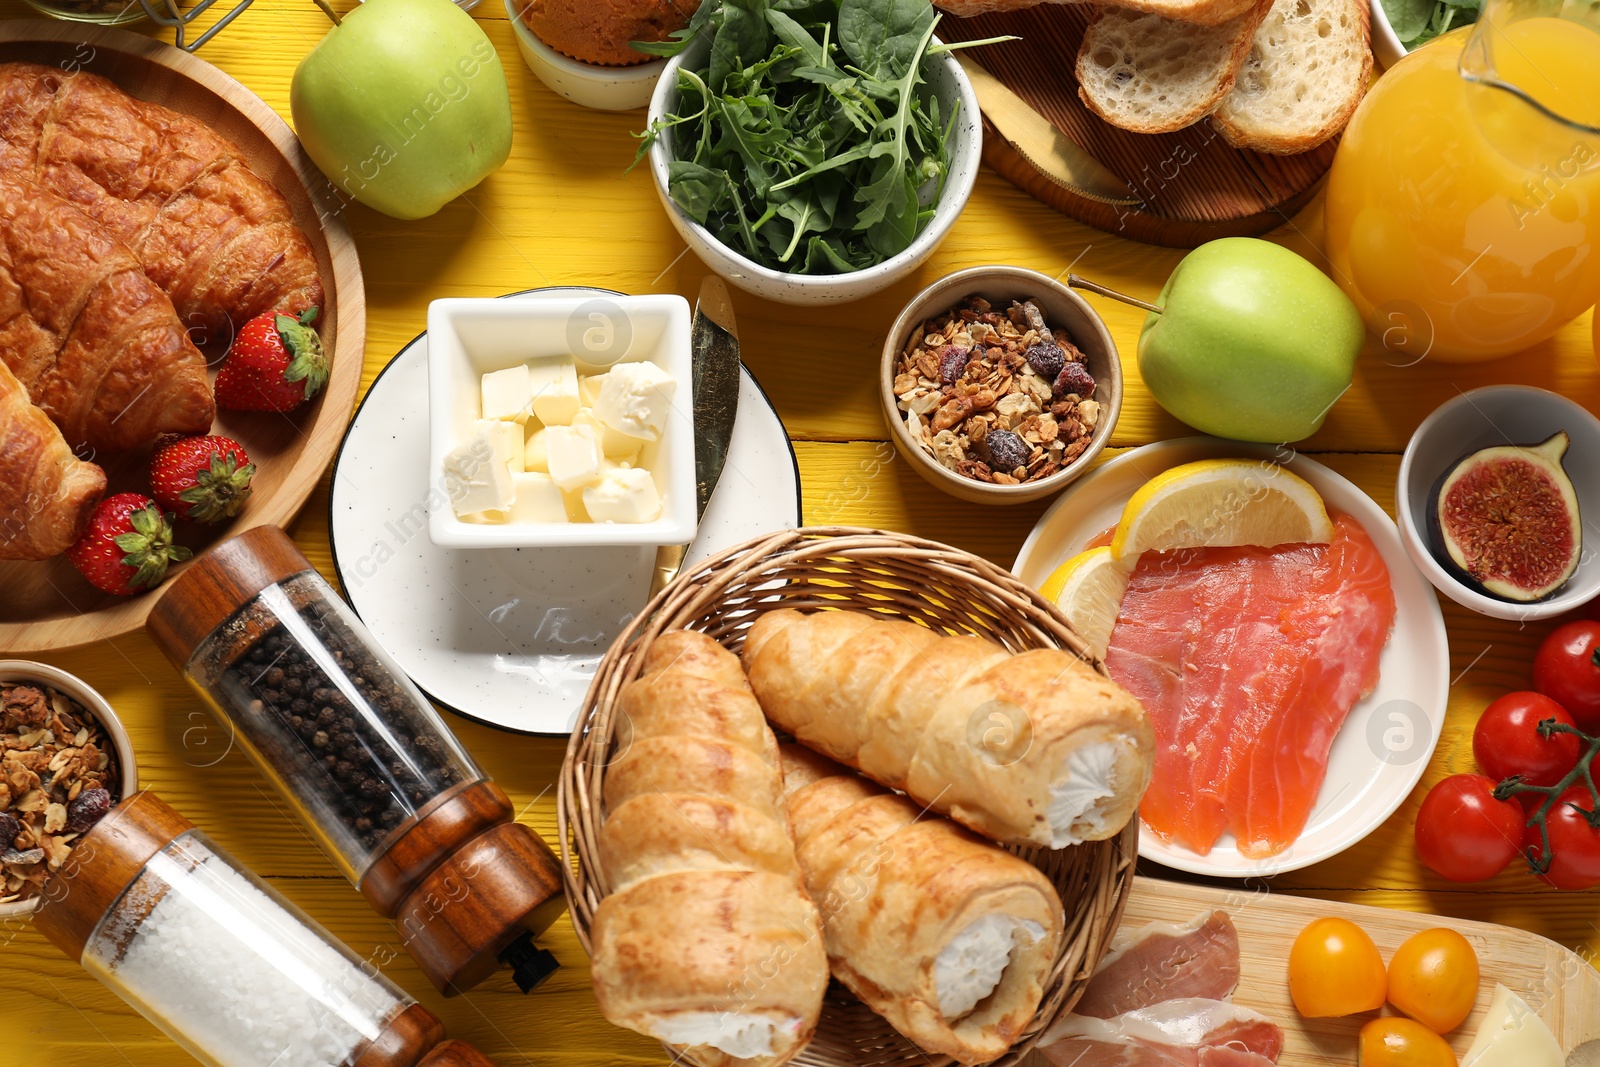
top-left (1103, 515), bottom-right (1395, 858)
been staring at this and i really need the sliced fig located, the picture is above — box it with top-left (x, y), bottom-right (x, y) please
top-left (1431, 431), bottom-right (1581, 602)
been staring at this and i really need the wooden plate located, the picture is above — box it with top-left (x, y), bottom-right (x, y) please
top-left (938, 7), bottom-right (1341, 247)
top-left (1017, 876), bottom-right (1600, 1063)
top-left (0, 22), bottom-right (364, 653)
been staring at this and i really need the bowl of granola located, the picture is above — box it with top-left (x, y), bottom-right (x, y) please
top-left (0, 662), bottom-right (135, 917)
top-left (882, 266), bottom-right (1122, 505)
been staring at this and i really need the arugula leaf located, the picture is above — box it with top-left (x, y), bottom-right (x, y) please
top-left (710, 0), bottom-right (772, 91)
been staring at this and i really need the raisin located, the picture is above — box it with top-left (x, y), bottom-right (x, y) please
top-left (1053, 362), bottom-right (1096, 399)
top-left (66, 787), bottom-right (111, 834)
top-left (985, 429), bottom-right (1030, 473)
top-left (0, 811), bottom-right (19, 847)
top-left (938, 346), bottom-right (970, 384)
top-left (1025, 343), bottom-right (1066, 383)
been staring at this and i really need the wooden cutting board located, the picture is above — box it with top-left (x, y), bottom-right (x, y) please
top-left (938, 7), bottom-right (1341, 247)
top-left (1021, 876), bottom-right (1600, 1064)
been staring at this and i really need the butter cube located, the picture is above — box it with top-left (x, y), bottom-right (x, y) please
top-left (523, 427), bottom-right (548, 473)
top-left (582, 468), bottom-right (662, 524)
top-left (509, 472), bottom-right (568, 523)
top-left (480, 364), bottom-right (533, 423)
top-left (528, 356), bottom-right (580, 427)
top-left (444, 425), bottom-right (515, 517)
top-left (478, 419), bottom-right (524, 475)
top-left (573, 409), bottom-right (642, 461)
top-left (578, 373), bottom-right (606, 408)
top-left (593, 361), bottom-right (676, 441)
top-left (545, 423), bottom-right (603, 491)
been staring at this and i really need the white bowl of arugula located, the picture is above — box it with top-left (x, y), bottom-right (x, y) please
top-left (1370, 0), bottom-right (1480, 67)
top-left (639, 0), bottom-right (986, 306)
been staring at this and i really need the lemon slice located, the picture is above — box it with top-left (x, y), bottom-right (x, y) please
top-left (1041, 546), bottom-right (1130, 660)
top-left (1110, 459), bottom-right (1334, 560)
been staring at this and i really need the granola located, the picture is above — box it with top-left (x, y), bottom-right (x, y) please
top-left (894, 297), bottom-right (1101, 485)
top-left (0, 682), bottom-right (119, 905)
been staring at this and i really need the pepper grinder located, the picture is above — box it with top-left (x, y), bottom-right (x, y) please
top-left (33, 791), bottom-right (499, 1067)
top-left (148, 526), bottom-right (565, 995)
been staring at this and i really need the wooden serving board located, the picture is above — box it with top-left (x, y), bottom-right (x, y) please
top-left (938, 7), bottom-right (1340, 247)
top-left (1019, 875), bottom-right (1600, 1064)
top-left (0, 22), bottom-right (365, 653)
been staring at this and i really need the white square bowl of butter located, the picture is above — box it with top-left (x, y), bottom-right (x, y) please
top-left (426, 294), bottom-right (696, 548)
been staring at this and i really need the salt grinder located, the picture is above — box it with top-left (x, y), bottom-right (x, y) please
top-left (33, 791), bottom-right (498, 1067)
top-left (148, 526), bottom-right (565, 995)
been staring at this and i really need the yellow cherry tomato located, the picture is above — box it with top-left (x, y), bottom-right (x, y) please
top-left (1387, 928), bottom-right (1480, 1034)
top-left (1359, 1017), bottom-right (1458, 1067)
top-left (1289, 917), bottom-right (1387, 1017)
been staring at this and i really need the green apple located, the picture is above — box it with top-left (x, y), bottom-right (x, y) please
top-left (291, 0), bottom-right (512, 220)
top-left (1138, 238), bottom-right (1364, 444)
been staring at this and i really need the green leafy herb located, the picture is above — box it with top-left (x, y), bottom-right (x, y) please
top-left (1380, 0), bottom-right (1480, 48)
top-left (634, 0), bottom-right (1010, 275)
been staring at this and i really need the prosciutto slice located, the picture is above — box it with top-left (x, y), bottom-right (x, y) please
top-left (1039, 999), bottom-right (1283, 1067)
top-left (1075, 911), bottom-right (1242, 1018)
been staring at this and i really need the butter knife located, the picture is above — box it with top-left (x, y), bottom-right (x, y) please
top-left (956, 54), bottom-right (1142, 208)
top-left (648, 276), bottom-right (742, 599)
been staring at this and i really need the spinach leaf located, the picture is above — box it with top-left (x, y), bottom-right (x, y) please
top-left (838, 0), bottom-right (937, 78)
top-left (1381, 0), bottom-right (1433, 41)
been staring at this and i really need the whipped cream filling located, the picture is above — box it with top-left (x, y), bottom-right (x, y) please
top-left (1048, 739), bottom-right (1126, 847)
top-left (935, 914), bottom-right (1046, 1019)
top-left (649, 1011), bottom-right (794, 1060)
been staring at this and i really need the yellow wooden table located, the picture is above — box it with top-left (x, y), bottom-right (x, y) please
top-left (4, 1), bottom-right (1598, 1061)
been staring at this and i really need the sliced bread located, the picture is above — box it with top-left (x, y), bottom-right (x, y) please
top-left (936, 0), bottom-right (1250, 21)
top-left (1212, 0), bottom-right (1372, 153)
top-left (1075, 0), bottom-right (1270, 135)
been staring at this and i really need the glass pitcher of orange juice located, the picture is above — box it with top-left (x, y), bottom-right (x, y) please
top-left (1324, 0), bottom-right (1600, 363)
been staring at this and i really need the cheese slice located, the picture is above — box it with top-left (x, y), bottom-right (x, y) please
top-left (1461, 984), bottom-right (1563, 1067)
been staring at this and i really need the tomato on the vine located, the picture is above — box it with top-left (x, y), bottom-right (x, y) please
top-left (1473, 691), bottom-right (1582, 787)
top-left (1415, 774), bottom-right (1524, 883)
top-left (1525, 787), bottom-right (1600, 890)
top-left (1533, 620), bottom-right (1600, 730)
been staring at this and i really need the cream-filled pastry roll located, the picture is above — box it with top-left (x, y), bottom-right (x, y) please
top-left (589, 631), bottom-right (828, 1067)
top-left (780, 745), bottom-right (1065, 1065)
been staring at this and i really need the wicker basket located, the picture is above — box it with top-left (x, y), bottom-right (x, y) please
top-left (558, 527), bottom-right (1139, 1067)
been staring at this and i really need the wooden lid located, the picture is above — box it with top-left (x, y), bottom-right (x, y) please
top-left (361, 781), bottom-right (513, 917)
top-left (146, 525), bottom-right (313, 668)
top-left (418, 1041), bottom-right (500, 1067)
top-left (32, 790), bottom-right (193, 962)
top-left (392, 821), bottom-right (566, 996)
top-left (350, 1002), bottom-right (446, 1067)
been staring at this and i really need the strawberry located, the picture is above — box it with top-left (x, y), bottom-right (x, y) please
top-left (214, 307), bottom-right (328, 412)
top-left (150, 434), bottom-right (256, 524)
top-left (67, 493), bottom-right (192, 597)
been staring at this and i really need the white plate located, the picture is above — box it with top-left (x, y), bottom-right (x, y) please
top-left (328, 288), bottom-right (801, 734)
top-left (1014, 438), bottom-right (1450, 878)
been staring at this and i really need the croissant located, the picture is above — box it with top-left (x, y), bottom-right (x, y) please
top-left (781, 745), bottom-right (1064, 1065)
top-left (0, 175), bottom-right (213, 452)
top-left (743, 609), bottom-right (1155, 848)
top-left (0, 359), bottom-right (104, 560)
top-left (0, 62), bottom-right (323, 337)
top-left (589, 630), bottom-right (828, 1067)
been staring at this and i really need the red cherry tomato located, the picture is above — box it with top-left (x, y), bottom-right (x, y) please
top-left (1533, 621), bottom-right (1600, 730)
top-left (1415, 774), bottom-right (1525, 883)
top-left (1473, 692), bottom-right (1582, 787)
top-left (1525, 787), bottom-right (1600, 890)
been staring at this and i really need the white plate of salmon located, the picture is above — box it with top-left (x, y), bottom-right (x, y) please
top-left (1014, 438), bottom-right (1450, 878)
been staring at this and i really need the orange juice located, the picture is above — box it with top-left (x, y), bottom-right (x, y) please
top-left (1324, 17), bottom-right (1600, 362)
